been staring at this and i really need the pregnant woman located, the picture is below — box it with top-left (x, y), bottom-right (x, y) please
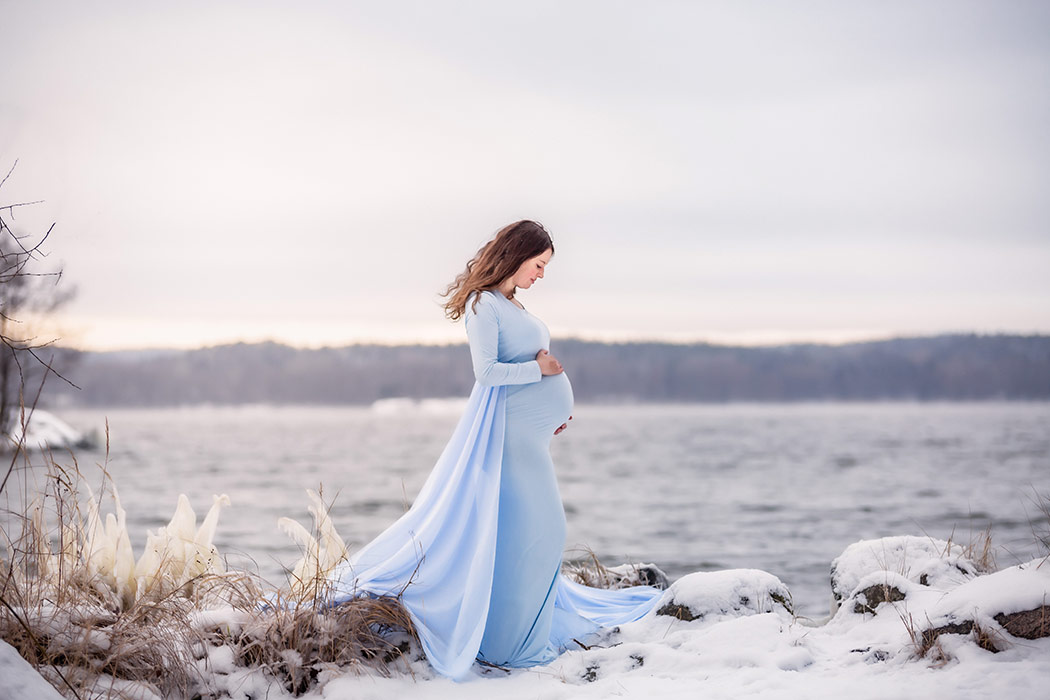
top-left (329, 220), bottom-right (662, 679)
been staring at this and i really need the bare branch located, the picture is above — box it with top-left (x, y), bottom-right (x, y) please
top-left (27, 350), bottom-right (80, 392)
top-left (0, 163), bottom-right (81, 440)
top-left (0, 200), bottom-right (47, 215)
top-left (1, 220), bottom-right (55, 260)
top-left (0, 159), bottom-right (18, 191)
top-left (0, 335), bottom-right (80, 392)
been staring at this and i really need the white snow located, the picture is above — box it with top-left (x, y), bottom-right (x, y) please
top-left (4, 408), bottom-right (89, 450)
top-left (305, 543), bottom-right (1050, 700)
top-left (648, 568), bottom-right (793, 622)
top-left (6, 538), bottom-right (1049, 699)
top-left (0, 640), bottom-right (65, 700)
top-left (929, 558), bottom-right (1050, 621)
top-left (830, 535), bottom-right (979, 602)
top-left (106, 546), bottom-right (1045, 700)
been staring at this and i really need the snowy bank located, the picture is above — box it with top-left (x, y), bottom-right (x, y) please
top-left (314, 537), bottom-right (1050, 700)
top-left (4, 477), bottom-right (1048, 700)
top-left (3, 408), bottom-right (93, 451)
top-left (177, 537), bottom-right (1050, 700)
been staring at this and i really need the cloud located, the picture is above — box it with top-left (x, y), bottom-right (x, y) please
top-left (4, 1), bottom-right (1048, 348)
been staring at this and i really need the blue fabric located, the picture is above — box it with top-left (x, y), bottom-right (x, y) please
top-left (329, 290), bottom-right (663, 679)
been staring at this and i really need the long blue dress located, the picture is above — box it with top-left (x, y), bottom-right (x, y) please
top-left (328, 290), bottom-right (662, 679)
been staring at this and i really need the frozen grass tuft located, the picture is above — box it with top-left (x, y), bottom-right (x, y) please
top-left (1, 454), bottom-right (202, 698)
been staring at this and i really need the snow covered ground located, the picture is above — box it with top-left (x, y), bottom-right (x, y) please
top-left (5, 536), bottom-right (1048, 699)
top-left (309, 548), bottom-right (1050, 700)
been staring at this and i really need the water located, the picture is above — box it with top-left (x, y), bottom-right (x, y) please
top-left (6, 402), bottom-right (1049, 618)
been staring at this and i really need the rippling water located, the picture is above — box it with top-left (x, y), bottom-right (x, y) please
top-left (6, 402), bottom-right (1049, 617)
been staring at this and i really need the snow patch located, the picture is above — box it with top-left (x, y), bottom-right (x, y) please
top-left (927, 558), bottom-right (1050, 625)
top-left (4, 408), bottom-right (92, 450)
top-left (0, 640), bottom-right (64, 700)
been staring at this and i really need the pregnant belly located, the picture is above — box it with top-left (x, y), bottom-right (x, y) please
top-left (505, 372), bottom-right (574, 434)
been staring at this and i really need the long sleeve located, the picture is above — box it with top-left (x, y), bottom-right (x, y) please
top-left (465, 292), bottom-right (542, 386)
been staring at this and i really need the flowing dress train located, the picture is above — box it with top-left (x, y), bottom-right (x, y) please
top-left (328, 290), bottom-right (662, 679)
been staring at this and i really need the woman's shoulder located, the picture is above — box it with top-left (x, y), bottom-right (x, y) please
top-left (466, 288), bottom-right (502, 317)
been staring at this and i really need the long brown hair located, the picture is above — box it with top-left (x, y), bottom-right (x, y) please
top-left (442, 220), bottom-right (554, 321)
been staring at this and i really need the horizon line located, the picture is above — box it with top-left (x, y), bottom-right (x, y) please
top-left (55, 329), bottom-right (1050, 354)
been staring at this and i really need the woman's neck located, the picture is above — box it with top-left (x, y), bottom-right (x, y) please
top-left (498, 280), bottom-right (516, 298)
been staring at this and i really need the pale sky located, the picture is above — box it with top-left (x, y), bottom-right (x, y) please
top-left (2, 1), bottom-right (1048, 350)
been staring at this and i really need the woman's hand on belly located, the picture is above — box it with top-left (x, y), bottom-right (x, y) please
top-left (536, 349), bottom-right (563, 375)
top-left (554, 415), bottom-right (573, 436)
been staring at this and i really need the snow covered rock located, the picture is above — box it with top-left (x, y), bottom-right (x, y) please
top-left (834, 570), bottom-right (916, 617)
top-left (918, 558), bottom-right (1050, 654)
top-left (4, 408), bottom-right (94, 451)
top-left (830, 536), bottom-right (980, 605)
top-left (654, 569), bottom-right (793, 623)
top-left (850, 573), bottom-right (910, 615)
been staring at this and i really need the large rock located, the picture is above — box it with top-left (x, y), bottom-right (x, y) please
top-left (654, 569), bottom-right (793, 623)
top-left (827, 569), bottom-right (917, 619)
top-left (850, 575), bottom-right (909, 615)
top-left (918, 558), bottom-right (1050, 655)
top-left (994, 605), bottom-right (1050, 640)
top-left (830, 536), bottom-right (980, 605)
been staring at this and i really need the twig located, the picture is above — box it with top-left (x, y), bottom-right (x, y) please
top-left (0, 159), bottom-right (17, 191)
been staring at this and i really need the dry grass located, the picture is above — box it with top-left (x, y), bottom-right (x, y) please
top-left (203, 594), bottom-right (417, 696)
top-left (4, 595), bottom-right (198, 698)
top-left (1027, 487), bottom-right (1050, 564)
top-left (959, 526), bottom-right (996, 573)
top-left (0, 447), bottom-right (417, 699)
top-left (933, 523), bottom-right (996, 575)
top-left (899, 610), bottom-right (955, 666)
top-left (562, 546), bottom-right (667, 590)
top-left (969, 619), bottom-right (1005, 653)
top-left (899, 610), bottom-right (922, 651)
top-left (1, 453), bottom-right (213, 698)
top-left (563, 547), bottom-right (621, 589)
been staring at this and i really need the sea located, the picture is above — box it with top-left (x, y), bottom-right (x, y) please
top-left (6, 401), bottom-right (1049, 618)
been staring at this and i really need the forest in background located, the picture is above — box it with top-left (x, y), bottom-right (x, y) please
top-left (43, 334), bottom-right (1050, 407)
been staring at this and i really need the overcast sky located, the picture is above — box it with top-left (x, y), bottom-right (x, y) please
top-left (2, 1), bottom-right (1048, 350)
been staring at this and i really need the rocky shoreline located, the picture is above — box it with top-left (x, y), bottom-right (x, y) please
top-left (4, 533), bottom-right (1048, 699)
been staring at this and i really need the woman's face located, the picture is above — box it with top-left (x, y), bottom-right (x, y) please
top-left (510, 248), bottom-right (553, 290)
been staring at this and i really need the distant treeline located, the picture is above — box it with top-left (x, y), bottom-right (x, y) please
top-left (47, 334), bottom-right (1050, 407)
